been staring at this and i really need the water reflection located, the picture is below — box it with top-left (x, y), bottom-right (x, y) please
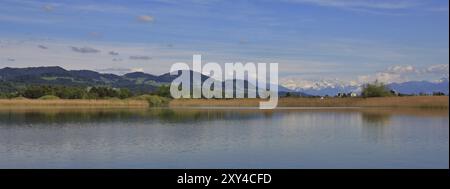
top-left (0, 107), bottom-right (447, 126)
top-left (360, 113), bottom-right (389, 143)
top-left (0, 107), bottom-right (448, 168)
top-left (361, 112), bottom-right (391, 126)
top-left (0, 108), bottom-right (270, 126)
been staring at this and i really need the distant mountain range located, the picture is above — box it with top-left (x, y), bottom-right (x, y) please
top-left (3, 66), bottom-right (444, 97)
top-left (387, 79), bottom-right (449, 95)
top-left (282, 78), bottom-right (449, 96)
top-left (0, 66), bottom-right (305, 96)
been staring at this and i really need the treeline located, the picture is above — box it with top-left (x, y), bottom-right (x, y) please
top-left (0, 85), bottom-right (172, 100)
top-left (361, 81), bottom-right (393, 97)
top-left (361, 81), bottom-right (447, 97)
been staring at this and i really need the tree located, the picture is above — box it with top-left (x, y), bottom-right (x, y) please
top-left (433, 92), bottom-right (445, 96)
top-left (21, 86), bottom-right (52, 99)
top-left (88, 87), bottom-right (119, 98)
top-left (119, 88), bottom-right (133, 99)
top-left (19, 85), bottom-right (87, 99)
top-left (361, 81), bottom-right (392, 98)
top-left (154, 85), bottom-right (171, 98)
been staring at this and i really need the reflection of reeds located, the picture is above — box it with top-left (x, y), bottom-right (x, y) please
top-left (0, 99), bottom-right (148, 108)
top-left (0, 108), bottom-right (266, 125)
top-left (0, 106), bottom-right (447, 125)
top-left (170, 96), bottom-right (449, 108)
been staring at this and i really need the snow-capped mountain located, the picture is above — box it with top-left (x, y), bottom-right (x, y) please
top-left (281, 78), bottom-right (361, 96)
top-left (281, 77), bottom-right (449, 96)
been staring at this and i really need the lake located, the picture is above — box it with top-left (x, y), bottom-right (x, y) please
top-left (0, 107), bottom-right (448, 168)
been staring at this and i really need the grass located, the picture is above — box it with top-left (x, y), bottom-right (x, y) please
top-left (38, 95), bottom-right (60, 100)
top-left (169, 96), bottom-right (449, 109)
top-left (128, 95), bottom-right (170, 107)
top-left (0, 96), bottom-right (448, 109)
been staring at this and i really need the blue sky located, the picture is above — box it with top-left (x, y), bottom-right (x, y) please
top-left (0, 0), bottom-right (448, 86)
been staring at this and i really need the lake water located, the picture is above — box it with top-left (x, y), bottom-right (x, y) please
top-left (0, 107), bottom-right (448, 168)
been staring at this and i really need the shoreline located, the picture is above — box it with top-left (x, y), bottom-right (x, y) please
top-left (0, 96), bottom-right (448, 109)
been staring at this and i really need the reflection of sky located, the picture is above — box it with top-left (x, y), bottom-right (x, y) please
top-left (0, 108), bottom-right (448, 168)
top-left (0, 0), bottom-right (448, 83)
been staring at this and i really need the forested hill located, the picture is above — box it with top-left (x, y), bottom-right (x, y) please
top-left (0, 66), bottom-right (191, 94)
top-left (0, 66), bottom-right (304, 96)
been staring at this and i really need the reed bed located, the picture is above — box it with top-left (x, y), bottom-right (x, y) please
top-left (0, 99), bottom-right (148, 108)
top-left (1, 96), bottom-right (447, 109)
top-left (169, 96), bottom-right (449, 109)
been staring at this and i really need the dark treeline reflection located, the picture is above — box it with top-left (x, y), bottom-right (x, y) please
top-left (361, 112), bottom-right (392, 126)
top-left (0, 108), bottom-right (278, 126)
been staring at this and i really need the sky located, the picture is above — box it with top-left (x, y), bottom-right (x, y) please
top-left (0, 0), bottom-right (448, 87)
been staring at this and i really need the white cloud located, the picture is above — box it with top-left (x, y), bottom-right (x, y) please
top-left (96, 68), bottom-right (132, 75)
top-left (357, 65), bottom-right (418, 84)
top-left (129, 55), bottom-right (152, 60)
top-left (426, 64), bottom-right (449, 75)
top-left (427, 6), bottom-right (449, 12)
top-left (70, 46), bottom-right (101, 53)
top-left (1, 37), bottom-right (447, 83)
top-left (0, 38), bottom-right (197, 75)
top-left (42, 4), bottom-right (54, 12)
top-left (0, 14), bottom-right (60, 24)
top-left (286, 0), bottom-right (419, 9)
top-left (137, 15), bottom-right (154, 22)
top-left (71, 4), bottom-right (131, 14)
top-left (88, 32), bottom-right (102, 38)
top-left (358, 72), bottom-right (404, 84)
top-left (131, 68), bottom-right (144, 72)
top-left (109, 51), bottom-right (119, 56)
top-left (37, 45), bottom-right (48, 49)
top-left (96, 67), bottom-right (143, 75)
top-left (281, 0), bottom-right (443, 14)
top-left (356, 64), bottom-right (449, 84)
top-left (386, 65), bottom-right (416, 74)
